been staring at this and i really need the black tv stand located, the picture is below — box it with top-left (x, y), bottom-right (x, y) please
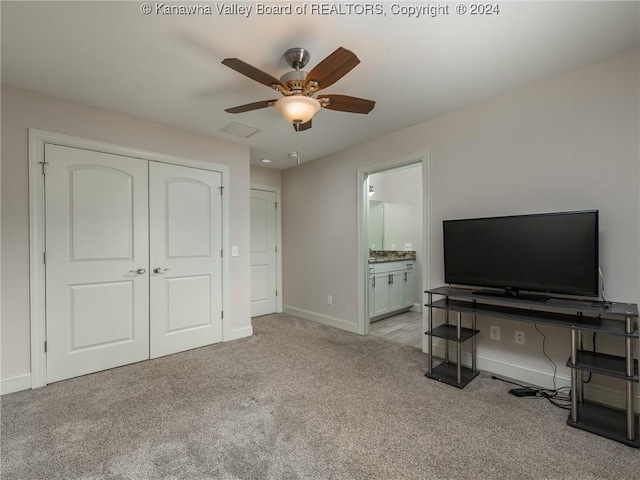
top-left (425, 286), bottom-right (639, 447)
top-left (473, 288), bottom-right (550, 302)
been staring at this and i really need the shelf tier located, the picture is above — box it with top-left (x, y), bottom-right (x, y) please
top-left (566, 351), bottom-right (639, 381)
top-left (426, 286), bottom-right (639, 319)
top-left (427, 299), bottom-right (638, 337)
top-left (567, 401), bottom-right (640, 448)
top-left (426, 286), bottom-right (639, 447)
top-left (425, 362), bottom-right (479, 389)
top-left (425, 324), bottom-right (480, 343)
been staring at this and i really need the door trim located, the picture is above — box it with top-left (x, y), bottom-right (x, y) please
top-left (356, 150), bottom-right (431, 344)
top-left (250, 184), bottom-right (283, 314)
top-left (29, 129), bottom-right (231, 388)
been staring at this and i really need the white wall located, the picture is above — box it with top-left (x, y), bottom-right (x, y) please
top-left (1, 85), bottom-right (252, 384)
top-left (282, 50), bottom-right (639, 397)
top-left (251, 165), bottom-right (282, 189)
top-left (380, 166), bottom-right (422, 249)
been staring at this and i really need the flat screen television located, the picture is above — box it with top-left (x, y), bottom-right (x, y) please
top-left (443, 210), bottom-right (599, 300)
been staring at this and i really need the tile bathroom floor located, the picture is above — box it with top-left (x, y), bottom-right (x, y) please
top-left (369, 311), bottom-right (423, 349)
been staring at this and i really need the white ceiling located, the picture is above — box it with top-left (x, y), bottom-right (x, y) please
top-left (2, 1), bottom-right (638, 169)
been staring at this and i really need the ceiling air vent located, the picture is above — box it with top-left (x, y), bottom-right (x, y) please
top-left (220, 121), bottom-right (261, 139)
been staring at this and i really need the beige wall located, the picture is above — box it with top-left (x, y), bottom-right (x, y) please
top-left (1, 85), bottom-right (252, 381)
top-left (282, 50), bottom-right (639, 391)
top-left (251, 165), bottom-right (282, 189)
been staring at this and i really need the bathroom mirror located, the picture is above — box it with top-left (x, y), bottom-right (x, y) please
top-left (368, 200), bottom-right (383, 250)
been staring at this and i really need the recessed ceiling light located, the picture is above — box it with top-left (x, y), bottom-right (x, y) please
top-left (260, 158), bottom-right (272, 164)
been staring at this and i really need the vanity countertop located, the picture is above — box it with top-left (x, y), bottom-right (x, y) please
top-left (369, 250), bottom-right (416, 263)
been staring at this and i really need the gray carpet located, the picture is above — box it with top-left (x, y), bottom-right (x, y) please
top-left (2, 313), bottom-right (639, 479)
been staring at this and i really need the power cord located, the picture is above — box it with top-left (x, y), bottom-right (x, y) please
top-left (491, 375), bottom-right (572, 410)
top-left (583, 332), bottom-right (596, 384)
top-left (591, 268), bottom-right (612, 308)
top-left (535, 324), bottom-right (557, 391)
top-left (491, 324), bottom-right (572, 411)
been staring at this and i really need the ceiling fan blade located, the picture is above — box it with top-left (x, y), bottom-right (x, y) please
top-left (318, 95), bottom-right (375, 114)
top-left (222, 58), bottom-right (288, 91)
top-left (225, 99), bottom-right (277, 114)
top-left (305, 47), bottom-right (360, 91)
top-left (293, 119), bottom-right (312, 132)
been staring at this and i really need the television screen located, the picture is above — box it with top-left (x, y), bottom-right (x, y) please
top-left (443, 210), bottom-right (599, 298)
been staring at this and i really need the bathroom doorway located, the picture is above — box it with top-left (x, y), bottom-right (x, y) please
top-left (356, 151), bottom-right (430, 351)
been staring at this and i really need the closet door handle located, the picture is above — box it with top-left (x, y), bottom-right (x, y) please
top-left (153, 267), bottom-right (170, 274)
top-left (129, 268), bottom-right (146, 275)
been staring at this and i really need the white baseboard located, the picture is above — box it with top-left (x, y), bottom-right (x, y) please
top-left (224, 325), bottom-right (253, 342)
top-left (478, 352), bottom-right (572, 390)
top-left (429, 344), bottom-right (639, 412)
top-left (1, 330), bottom-right (253, 394)
top-left (582, 381), bottom-right (640, 413)
top-left (283, 305), bottom-right (359, 334)
top-left (430, 344), bottom-right (571, 388)
top-left (1, 373), bottom-right (32, 395)
top-left (1, 329), bottom-right (253, 394)
top-left (410, 303), bottom-right (422, 312)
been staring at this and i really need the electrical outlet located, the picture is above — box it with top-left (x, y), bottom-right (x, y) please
top-left (326, 295), bottom-right (333, 305)
top-left (404, 243), bottom-right (412, 251)
top-left (515, 330), bottom-right (525, 345)
top-left (489, 326), bottom-right (501, 341)
top-left (391, 244), bottom-right (396, 250)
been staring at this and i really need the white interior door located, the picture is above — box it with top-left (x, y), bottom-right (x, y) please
top-left (149, 162), bottom-right (223, 358)
top-left (45, 144), bottom-right (150, 383)
top-left (250, 189), bottom-right (277, 317)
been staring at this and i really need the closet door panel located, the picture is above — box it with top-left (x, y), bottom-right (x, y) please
top-left (149, 162), bottom-right (223, 358)
top-left (45, 144), bottom-right (150, 383)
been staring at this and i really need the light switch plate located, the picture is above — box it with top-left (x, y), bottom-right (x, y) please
top-left (231, 246), bottom-right (239, 257)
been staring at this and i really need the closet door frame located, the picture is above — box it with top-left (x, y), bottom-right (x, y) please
top-left (28, 129), bottom-right (230, 388)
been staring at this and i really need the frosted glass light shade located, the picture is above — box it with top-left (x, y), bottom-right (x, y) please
top-left (274, 96), bottom-right (320, 124)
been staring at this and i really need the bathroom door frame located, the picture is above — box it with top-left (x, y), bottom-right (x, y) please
top-left (356, 150), bottom-right (431, 352)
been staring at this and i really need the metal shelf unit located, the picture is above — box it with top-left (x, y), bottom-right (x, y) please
top-left (424, 290), bottom-right (480, 389)
top-left (425, 286), bottom-right (639, 447)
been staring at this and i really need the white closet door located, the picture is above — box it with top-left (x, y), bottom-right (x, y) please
top-left (45, 144), bottom-right (150, 383)
top-left (149, 162), bottom-right (223, 358)
top-left (250, 189), bottom-right (277, 317)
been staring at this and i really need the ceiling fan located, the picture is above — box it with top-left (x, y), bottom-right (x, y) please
top-left (222, 47), bottom-right (375, 131)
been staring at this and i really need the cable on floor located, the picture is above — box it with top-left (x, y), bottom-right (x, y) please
top-left (491, 375), bottom-right (572, 410)
top-left (491, 324), bottom-right (572, 410)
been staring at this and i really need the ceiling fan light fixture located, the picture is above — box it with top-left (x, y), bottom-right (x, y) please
top-left (274, 96), bottom-right (320, 125)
